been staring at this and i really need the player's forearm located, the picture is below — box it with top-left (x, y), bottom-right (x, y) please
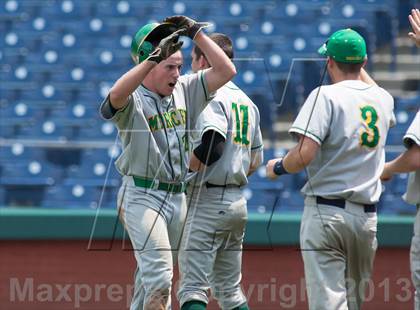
top-left (386, 146), bottom-right (420, 174)
top-left (194, 32), bottom-right (236, 92)
top-left (282, 138), bottom-right (318, 174)
top-left (282, 149), bottom-right (308, 174)
top-left (109, 61), bottom-right (156, 109)
top-left (189, 153), bottom-right (205, 172)
top-left (360, 68), bottom-right (377, 86)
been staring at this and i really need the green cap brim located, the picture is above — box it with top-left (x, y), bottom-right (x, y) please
top-left (318, 43), bottom-right (328, 56)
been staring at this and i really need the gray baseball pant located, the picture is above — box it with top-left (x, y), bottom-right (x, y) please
top-left (178, 185), bottom-right (248, 309)
top-left (300, 196), bottom-right (377, 310)
top-left (118, 176), bottom-right (187, 310)
top-left (411, 206), bottom-right (420, 310)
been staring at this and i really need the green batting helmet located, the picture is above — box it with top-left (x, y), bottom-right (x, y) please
top-left (130, 22), bottom-right (177, 64)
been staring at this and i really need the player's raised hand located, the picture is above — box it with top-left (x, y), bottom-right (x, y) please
top-left (163, 15), bottom-right (211, 40)
top-left (147, 29), bottom-right (185, 63)
top-left (408, 8), bottom-right (420, 47)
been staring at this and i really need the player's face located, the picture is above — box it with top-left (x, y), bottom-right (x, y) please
top-left (190, 48), bottom-right (208, 73)
top-left (151, 51), bottom-right (183, 97)
top-left (190, 49), bottom-right (200, 73)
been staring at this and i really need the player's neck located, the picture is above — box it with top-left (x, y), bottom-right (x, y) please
top-left (332, 72), bottom-right (362, 84)
top-left (143, 78), bottom-right (165, 98)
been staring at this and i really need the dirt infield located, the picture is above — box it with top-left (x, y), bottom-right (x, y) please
top-left (0, 241), bottom-right (414, 309)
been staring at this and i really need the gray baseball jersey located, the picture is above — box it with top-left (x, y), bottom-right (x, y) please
top-left (178, 81), bottom-right (263, 309)
top-left (289, 80), bottom-right (395, 204)
top-left (190, 81), bottom-right (263, 186)
top-left (100, 70), bottom-right (214, 310)
top-left (100, 70), bottom-right (213, 183)
top-left (403, 110), bottom-right (420, 205)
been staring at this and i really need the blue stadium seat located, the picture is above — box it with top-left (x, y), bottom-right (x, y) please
top-left (48, 103), bottom-right (97, 127)
top-left (263, 1), bottom-right (319, 21)
top-left (276, 190), bottom-right (304, 212)
top-left (17, 119), bottom-right (76, 141)
top-left (169, 1), bottom-right (213, 19)
top-left (389, 173), bottom-right (411, 195)
top-left (248, 166), bottom-right (284, 191)
top-left (43, 184), bottom-right (101, 209)
top-left (0, 187), bottom-right (5, 206)
top-left (97, 185), bottom-right (119, 209)
top-left (0, 144), bottom-right (46, 163)
top-left (396, 96), bottom-right (420, 111)
top-left (76, 121), bottom-right (118, 141)
top-left (1, 101), bottom-right (36, 120)
top-left (3, 185), bottom-right (46, 207)
top-left (0, 0), bottom-right (411, 212)
top-left (40, 0), bottom-right (92, 19)
top-left (245, 188), bottom-right (278, 214)
top-left (1, 0), bottom-right (22, 15)
top-left (0, 123), bottom-right (16, 138)
top-left (0, 160), bottom-right (62, 186)
top-left (62, 146), bottom-right (121, 187)
top-left (65, 159), bottom-right (120, 187)
top-left (386, 110), bottom-right (417, 145)
top-left (378, 193), bottom-right (416, 215)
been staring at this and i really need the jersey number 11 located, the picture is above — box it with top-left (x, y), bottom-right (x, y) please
top-left (232, 102), bottom-right (250, 146)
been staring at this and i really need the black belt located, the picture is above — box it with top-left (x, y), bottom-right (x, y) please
top-left (316, 196), bottom-right (376, 213)
top-left (205, 182), bottom-right (240, 189)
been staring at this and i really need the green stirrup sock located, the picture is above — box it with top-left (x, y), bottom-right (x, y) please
top-left (181, 300), bottom-right (207, 310)
top-left (232, 303), bottom-right (250, 310)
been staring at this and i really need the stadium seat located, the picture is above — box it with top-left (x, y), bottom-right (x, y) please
top-left (17, 119), bottom-right (76, 141)
top-left (0, 144), bottom-right (46, 163)
top-left (43, 184), bottom-right (101, 209)
top-left (396, 95), bottom-right (420, 111)
top-left (378, 193), bottom-right (417, 215)
top-left (65, 159), bottom-right (120, 187)
top-left (0, 187), bottom-right (5, 206)
top-left (0, 0), bottom-right (415, 214)
top-left (0, 160), bottom-right (62, 186)
top-left (245, 189), bottom-right (278, 214)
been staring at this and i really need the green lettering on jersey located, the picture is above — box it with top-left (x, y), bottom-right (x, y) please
top-left (240, 104), bottom-right (250, 145)
top-left (179, 109), bottom-right (187, 125)
top-left (148, 115), bottom-right (160, 132)
top-left (232, 102), bottom-right (250, 146)
top-left (148, 109), bottom-right (187, 132)
top-left (171, 111), bottom-right (181, 126)
top-left (360, 105), bottom-right (380, 148)
top-left (162, 112), bottom-right (174, 128)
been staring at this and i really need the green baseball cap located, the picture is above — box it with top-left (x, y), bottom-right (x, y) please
top-left (130, 22), bottom-right (177, 64)
top-left (318, 28), bottom-right (367, 63)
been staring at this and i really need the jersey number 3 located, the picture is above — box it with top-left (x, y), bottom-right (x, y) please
top-left (360, 105), bottom-right (380, 148)
top-left (232, 102), bottom-right (250, 146)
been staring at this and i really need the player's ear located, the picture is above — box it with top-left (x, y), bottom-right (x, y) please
top-left (327, 57), bottom-right (334, 69)
top-left (199, 55), bottom-right (209, 69)
top-left (361, 58), bottom-right (367, 68)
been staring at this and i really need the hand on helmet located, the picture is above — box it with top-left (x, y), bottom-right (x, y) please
top-left (163, 15), bottom-right (211, 40)
top-left (147, 28), bottom-right (185, 63)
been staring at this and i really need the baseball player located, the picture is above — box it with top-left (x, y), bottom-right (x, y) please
top-left (381, 111), bottom-right (420, 309)
top-left (177, 33), bottom-right (263, 310)
top-left (266, 29), bottom-right (395, 309)
top-left (100, 16), bottom-right (236, 310)
top-left (381, 9), bottom-right (420, 310)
